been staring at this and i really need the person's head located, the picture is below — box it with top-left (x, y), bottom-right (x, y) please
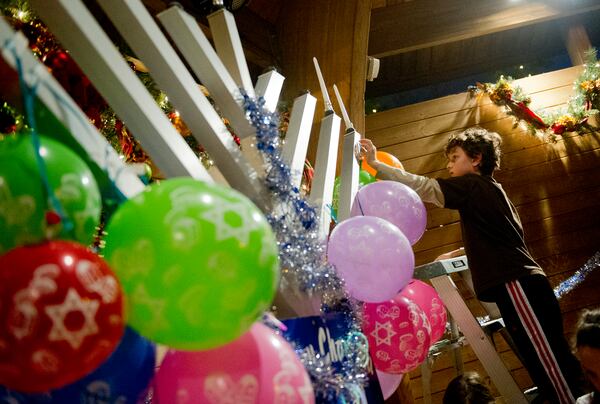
top-left (442, 372), bottom-right (495, 404)
top-left (575, 308), bottom-right (600, 392)
top-left (444, 127), bottom-right (502, 177)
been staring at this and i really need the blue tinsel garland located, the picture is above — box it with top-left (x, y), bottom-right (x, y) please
top-left (554, 251), bottom-right (600, 299)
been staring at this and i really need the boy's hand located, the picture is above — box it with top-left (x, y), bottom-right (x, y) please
top-left (359, 139), bottom-right (378, 166)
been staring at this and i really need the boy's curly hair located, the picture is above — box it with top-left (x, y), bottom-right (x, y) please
top-left (444, 127), bottom-right (502, 176)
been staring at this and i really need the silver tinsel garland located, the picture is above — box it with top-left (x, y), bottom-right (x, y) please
top-left (242, 94), bottom-right (370, 399)
top-left (297, 331), bottom-right (370, 403)
top-left (242, 94), bottom-right (345, 302)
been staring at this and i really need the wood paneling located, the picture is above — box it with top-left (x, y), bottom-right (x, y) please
top-left (367, 66), bottom-right (600, 403)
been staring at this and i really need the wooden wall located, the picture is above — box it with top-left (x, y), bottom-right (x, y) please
top-left (366, 66), bottom-right (600, 403)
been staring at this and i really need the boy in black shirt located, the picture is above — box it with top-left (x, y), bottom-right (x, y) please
top-left (360, 128), bottom-right (583, 403)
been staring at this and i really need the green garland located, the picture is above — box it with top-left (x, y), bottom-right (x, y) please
top-left (469, 49), bottom-right (599, 141)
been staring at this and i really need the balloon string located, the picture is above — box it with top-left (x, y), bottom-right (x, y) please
top-left (8, 39), bottom-right (75, 235)
top-left (356, 193), bottom-right (365, 216)
top-left (4, 37), bottom-right (128, 205)
top-left (327, 203), bottom-right (338, 224)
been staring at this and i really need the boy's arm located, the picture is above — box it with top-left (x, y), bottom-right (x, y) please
top-left (370, 160), bottom-right (445, 208)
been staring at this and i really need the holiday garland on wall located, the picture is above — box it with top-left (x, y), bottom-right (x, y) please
top-left (468, 48), bottom-right (600, 141)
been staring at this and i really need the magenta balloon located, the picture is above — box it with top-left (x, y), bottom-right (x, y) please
top-left (363, 295), bottom-right (432, 374)
top-left (154, 323), bottom-right (314, 403)
top-left (399, 280), bottom-right (447, 343)
top-left (327, 216), bottom-right (414, 302)
top-left (350, 181), bottom-right (427, 245)
top-left (376, 370), bottom-right (403, 400)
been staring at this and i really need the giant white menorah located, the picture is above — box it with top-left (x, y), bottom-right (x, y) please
top-left (0, 0), bottom-right (362, 315)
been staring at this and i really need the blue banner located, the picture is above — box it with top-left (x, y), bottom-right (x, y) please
top-left (282, 313), bottom-right (384, 404)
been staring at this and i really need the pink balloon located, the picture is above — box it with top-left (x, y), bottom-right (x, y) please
top-left (350, 181), bottom-right (427, 245)
top-left (154, 323), bottom-right (314, 404)
top-left (376, 370), bottom-right (403, 400)
top-left (327, 216), bottom-right (414, 302)
top-left (363, 295), bottom-right (432, 374)
top-left (399, 280), bottom-right (447, 343)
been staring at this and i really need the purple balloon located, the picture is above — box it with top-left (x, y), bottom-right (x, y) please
top-left (376, 370), bottom-right (403, 400)
top-left (327, 216), bottom-right (414, 302)
top-left (350, 181), bottom-right (427, 245)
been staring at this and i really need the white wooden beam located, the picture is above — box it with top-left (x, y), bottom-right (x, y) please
top-left (157, 6), bottom-right (254, 139)
top-left (281, 92), bottom-right (317, 190)
top-left (96, 0), bottom-right (269, 210)
top-left (0, 19), bottom-right (144, 199)
top-left (29, 0), bottom-right (212, 182)
top-left (337, 129), bottom-right (361, 222)
top-left (308, 112), bottom-right (341, 238)
top-left (158, 5), bottom-right (267, 180)
top-left (208, 8), bottom-right (255, 98)
top-left (255, 69), bottom-right (285, 113)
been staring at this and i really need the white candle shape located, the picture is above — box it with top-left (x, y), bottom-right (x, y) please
top-left (313, 57), bottom-right (333, 112)
top-left (333, 84), bottom-right (353, 131)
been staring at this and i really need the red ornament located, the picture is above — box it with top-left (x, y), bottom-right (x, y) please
top-left (0, 241), bottom-right (125, 392)
top-left (551, 123), bottom-right (566, 135)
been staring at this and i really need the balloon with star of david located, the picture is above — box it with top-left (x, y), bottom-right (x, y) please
top-left (362, 294), bottom-right (432, 374)
top-left (0, 241), bottom-right (125, 393)
top-left (103, 177), bottom-right (280, 350)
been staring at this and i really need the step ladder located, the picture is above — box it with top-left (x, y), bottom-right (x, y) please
top-left (414, 256), bottom-right (528, 404)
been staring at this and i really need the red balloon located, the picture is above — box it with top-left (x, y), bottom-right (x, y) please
top-left (0, 241), bottom-right (125, 392)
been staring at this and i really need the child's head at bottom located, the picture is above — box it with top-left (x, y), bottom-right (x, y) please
top-left (443, 371), bottom-right (495, 404)
top-left (575, 307), bottom-right (600, 393)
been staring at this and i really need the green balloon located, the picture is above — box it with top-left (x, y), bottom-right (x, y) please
top-left (331, 169), bottom-right (377, 216)
top-left (0, 134), bottom-right (101, 254)
top-left (103, 178), bottom-right (280, 350)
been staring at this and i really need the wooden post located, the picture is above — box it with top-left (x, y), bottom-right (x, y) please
top-left (564, 24), bottom-right (592, 66)
top-left (309, 112), bottom-right (342, 238)
top-left (157, 5), bottom-right (255, 139)
top-left (337, 128), bottom-right (361, 222)
top-left (208, 8), bottom-right (255, 98)
top-left (255, 70), bottom-right (285, 113)
top-left (281, 92), bottom-right (317, 190)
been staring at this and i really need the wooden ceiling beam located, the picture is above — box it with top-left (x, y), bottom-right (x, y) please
top-left (366, 43), bottom-right (563, 97)
top-left (369, 0), bottom-right (600, 58)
